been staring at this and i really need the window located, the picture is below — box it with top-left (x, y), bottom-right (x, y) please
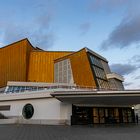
top-left (54, 59), bottom-right (74, 84)
top-left (22, 104), bottom-right (34, 119)
top-left (89, 54), bottom-right (110, 89)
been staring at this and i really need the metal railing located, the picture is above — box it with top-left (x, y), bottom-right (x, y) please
top-left (4, 84), bottom-right (127, 94)
top-left (3, 84), bottom-right (140, 94)
top-left (5, 85), bottom-right (95, 94)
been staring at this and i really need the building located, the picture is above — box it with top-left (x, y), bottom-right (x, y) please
top-left (0, 38), bottom-right (140, 125)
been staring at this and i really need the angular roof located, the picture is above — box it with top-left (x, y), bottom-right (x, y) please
top-left (85, 47), bottom-right (108, 62)
top-left (54, 47), bottom-right (108, 62)
top-left (0, 38), bottom-right (36, 50)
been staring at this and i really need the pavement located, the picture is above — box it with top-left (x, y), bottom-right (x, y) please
top-left (0, 124), bottom-right (140, 140)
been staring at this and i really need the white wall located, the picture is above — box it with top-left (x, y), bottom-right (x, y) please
top-left (0, 98), bottom-right (72, 125)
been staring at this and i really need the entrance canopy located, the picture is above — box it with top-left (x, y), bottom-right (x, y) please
top-left (51, 90), bottom-right (140, 106)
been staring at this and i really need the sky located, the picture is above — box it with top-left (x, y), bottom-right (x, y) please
top-left (0, 0), bottom-right (140, 89)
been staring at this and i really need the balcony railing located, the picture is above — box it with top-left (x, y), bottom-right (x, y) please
top-left (4, 84), bottom-right (128, 94)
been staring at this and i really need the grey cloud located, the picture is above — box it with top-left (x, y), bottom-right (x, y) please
top-left (110, 63), bottom-right (138, 75)
top-left (91, 0), bottom-right (140, 50)
top-left (128, 55), bottom-right (140, 70)
top-left (1, 16), bottom-right (55, 49)
top-left (29, 13), bottom-right (55, 48)
top-left (79, 22), bottom-right (91, 35)
top-left (124, 82), bottom-right (133, 87)
top-left (30, 32), bottom-right (55, 49)
top-left (89, 0), bottom-right (130, 13)
top-left (134, 76), bottom-right (140, 80)
top-left (2, 23), bottom-right (27, 43)
top-left (131, 55), bottom-right (140, 63)
top-left (0, 0), bottom-right (56, 49)
top-left (101, 16), bottom-right (140, 50)
top-left (36, 14), bottom-right (52, 28)
top-left (0, 42), bottom-right (4, 46)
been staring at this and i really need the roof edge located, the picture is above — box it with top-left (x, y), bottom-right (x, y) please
top-left (0, 38), bottom-right (36, 50)
top-left (54, 48), bottom-right (86, 62)
top-left (85, 47), bottom-right (108, 62)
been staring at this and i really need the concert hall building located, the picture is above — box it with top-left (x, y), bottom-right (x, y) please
top-left (0, 38), bottom-right (140, 125)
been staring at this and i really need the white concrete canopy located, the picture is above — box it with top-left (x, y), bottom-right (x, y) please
top-left (51, 90), bottom-right (140, 106)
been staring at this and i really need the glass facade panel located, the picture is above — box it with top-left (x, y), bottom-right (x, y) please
top-left (89, 54), bottom-right (110, 89)
top-left (101, 60), bottom-right (111, 74)
top-left (109, 79), bottom-right (124, 90)
top-left (89, 53), bottom-right (124, 90)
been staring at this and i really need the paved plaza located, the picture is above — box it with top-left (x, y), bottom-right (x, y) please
top-left (0, 124), bottom-right (140, 140)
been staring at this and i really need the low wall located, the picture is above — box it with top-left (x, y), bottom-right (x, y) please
top-left (0, 118), bottom-right (71, 125)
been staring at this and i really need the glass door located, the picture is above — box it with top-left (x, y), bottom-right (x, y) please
top-left (127, 109), bottom-right (132, 123)
top-left (114, 108), bottom-right (119, 123)
top-left (122, 108), bottom-right (128, 123)
top-left (99, 108), bottom-right (105, 123)
top-left (93, 108), bottom-right (99, 123)
top-left (72, 106), bottom-right (93, 125)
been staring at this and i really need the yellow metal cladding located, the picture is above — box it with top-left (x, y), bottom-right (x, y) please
top-left (0, 39), bottom-right (35, 87)
top-left (0, 38), bottom-right (95, 88)
top-left (54, 48), bottom-right (97, 87)
top-left (27, 51), bottom-right (73, 83)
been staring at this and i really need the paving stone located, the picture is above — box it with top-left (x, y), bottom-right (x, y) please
top-left (0, 124), bottom-right (139, 140)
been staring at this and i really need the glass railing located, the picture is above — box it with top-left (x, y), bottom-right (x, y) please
top-left (4, 84), bottom-right (140, 94)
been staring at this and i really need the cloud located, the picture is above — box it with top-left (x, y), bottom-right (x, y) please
top-left (0, 42), bottom-right (4, 46)
top-left (79, 22), bottom-right (91, 35)
top-left (2, 23), bottom-right (28, 42)
top-left (110, 63), bottom-right (138, 75)
top-left (134, 76), bottom-right (140, 80)
top-left (124, 82), bottom-right (133, 87)
top-left (1, 16), bottom-right (55, 49)
top-left (94, 0), bottom-right (140, 50)
top-left (89, 0), bottom-right (129, 13)
top-left (0, 0), bottom-right (56, 50)
top-left (128, 55), bottom-right (140, 70)
top-left (131, 55), bottom-right (140, 63)
top-left (29, 13), bottom-right (55, 48)
top-left (101, 16), bottom-right (140, 50)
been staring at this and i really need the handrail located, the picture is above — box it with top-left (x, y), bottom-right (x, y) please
top-left (4, 84), bottom-right (126, 94)
top-left (4, 84), bottom-right (140, 94)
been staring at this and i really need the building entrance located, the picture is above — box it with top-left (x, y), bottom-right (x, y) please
top-left (71, 105), bottom-right (135, 125)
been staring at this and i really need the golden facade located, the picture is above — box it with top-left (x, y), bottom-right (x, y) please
top-left (0, 39), bottom-right (34, 87)
top-left (54, 48), bottom-right (97, 87)
top-left (27, 51), bottom-right (73, 83)
top-left (0, 39), bottom-right (73, 87)
top-left (0, 38), bottom-right (124, 90)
